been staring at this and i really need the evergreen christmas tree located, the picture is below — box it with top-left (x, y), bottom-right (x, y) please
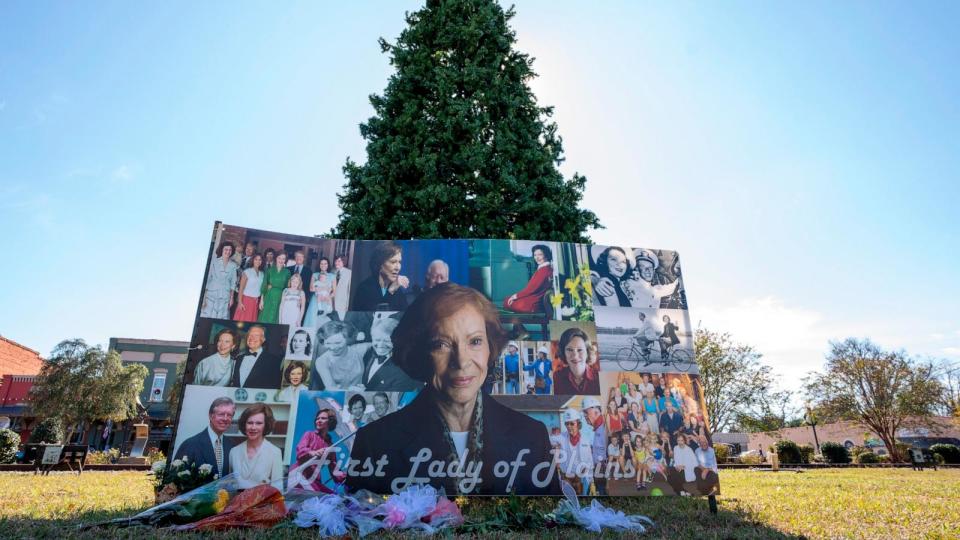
top-left (336, 0), bottom-right (601, 242)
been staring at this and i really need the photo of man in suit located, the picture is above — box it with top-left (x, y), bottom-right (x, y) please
top-left (231, 325), bottom-right (282, 388)
top-left (361, 315), bottom-right (421, 391)
top-left (174, 396), bottom-right (236, 479)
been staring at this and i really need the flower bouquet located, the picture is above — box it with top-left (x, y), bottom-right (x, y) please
top-left (553, 263), bottom-right (594, 321)
top-left (87, 473), bottom-right (239, 529)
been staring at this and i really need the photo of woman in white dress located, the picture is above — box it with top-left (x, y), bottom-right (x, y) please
top-left (278, 273), bottom-right (306, 326)
top-left (229, 403), bottom-right (284, 490)
top-left (311, 321), bottom-right (367, 391)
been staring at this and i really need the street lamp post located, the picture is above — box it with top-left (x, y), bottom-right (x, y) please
top-left (805, 402), bottom-right (821, 455)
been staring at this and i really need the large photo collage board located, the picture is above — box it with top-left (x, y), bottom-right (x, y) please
top-left (170, 222), bottom-right (717, 497)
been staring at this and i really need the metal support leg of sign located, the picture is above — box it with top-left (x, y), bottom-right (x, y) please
top-left (708, 494), bottom-right (718, 514)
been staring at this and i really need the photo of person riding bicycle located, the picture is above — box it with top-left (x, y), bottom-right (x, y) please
top-left (595, 307), bottom-right (696, 374)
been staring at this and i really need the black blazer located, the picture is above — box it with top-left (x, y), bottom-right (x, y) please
top-left (352, 275), bottom-right (408, 312)
top-left (174, 428), bottom-right (234, 478)
top-left (230, 350), bottom-right (282, 389)
top-left (346, 390), bottom-right (560, 495)
top-left (361, 348), bottom-right (423, 392)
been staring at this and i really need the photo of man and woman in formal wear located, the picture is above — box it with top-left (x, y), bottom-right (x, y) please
top-left (173, 385), bottom-right (290, 491)
top-left (347, 239), bottom-right (469, 312)
top-left (588, 245), bottom-right (687, 310)
top-left (308, 312), bottom-right (423, 393)
top-left (188, 319), bottom-right (287, 389)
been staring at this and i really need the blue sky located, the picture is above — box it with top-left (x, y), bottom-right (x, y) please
top-left (1, 1), bottom-right (958, 389)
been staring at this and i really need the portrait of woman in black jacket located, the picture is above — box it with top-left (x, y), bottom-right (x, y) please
top-left (346, 283), bottom-right (560, 495)
top-left (352, 241), bottom-right (410, 312)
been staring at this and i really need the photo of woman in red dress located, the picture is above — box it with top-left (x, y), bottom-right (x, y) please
top-left (502, 244), bottom-right (553, 313)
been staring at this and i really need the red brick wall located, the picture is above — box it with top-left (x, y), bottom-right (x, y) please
top-left (0, 337), bottom-right (44, 376)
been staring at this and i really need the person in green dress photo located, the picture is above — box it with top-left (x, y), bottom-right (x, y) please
top-left (259, 251), bottom-right (288, 324)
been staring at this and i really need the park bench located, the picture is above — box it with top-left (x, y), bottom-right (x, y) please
top-left (31, 444), bottom-right (88, 475)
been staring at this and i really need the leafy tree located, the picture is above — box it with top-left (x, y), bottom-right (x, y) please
top-left (336, 0), bottom-right (601, 242)
top-left (734, 389), bottom-right (803, 433)
top-left (29, 340), bottom-right (148, 442)
top-left (804, 338), bottom-right (944, 463)
top-left (695, 328), bottom-right (776, 433)
top-left (167, 360), bottom-right (187, 425)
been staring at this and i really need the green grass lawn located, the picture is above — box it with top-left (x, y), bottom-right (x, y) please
top-left (0, 468), bottom-right (957, 539)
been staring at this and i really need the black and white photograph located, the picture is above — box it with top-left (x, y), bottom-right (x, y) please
top-left (308, 311), bottom-right (420, 392)
top-left (595, 307), bottom-right (696, 374)
top-left (588, 245), bottom-right (687, 310)
top-left (285, 326), bottom-right (315, 361)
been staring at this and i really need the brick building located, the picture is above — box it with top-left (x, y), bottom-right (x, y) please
top-left (0, 336), bottom-right (44, 377)
top-left (0, 336), bottom-right (44, 440)
top-left (748, 417), bottom-right (960, 456)
top-left (105, 337), bottom-right (189, 454)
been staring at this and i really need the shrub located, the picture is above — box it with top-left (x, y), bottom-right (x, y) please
top-left (714, 444), bottom-right (731, 463)
top-left (773, 440), bottom-right (803, 464)
top-left (0, 429), bottom-right (20, 463)
top-left (86, 448), bottom-right (120, 465)
top-left (929, 444), bottom-right (960, 464)
top-left (877, 455), bottom-right (891, 463)
top-left (820, 441), bottom-right (851, 464)
top-left (740, 453), bottom-right (762, 465)
top-left (146, 447), bottom-right (166, 466)
top-left (29, 418), bottom-right (63, 444)
top-left (798, 444), bottom-right (815, 464)
top-left (932, 453), bottom-right (945, 465)
top-left (855, 451), bottom-right (879, 464)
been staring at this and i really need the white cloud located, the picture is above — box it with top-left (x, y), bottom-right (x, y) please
top-left (943, 347), bottom-right (960, 357)
top-left (692, 296), bottom-right (829, 354)
top-left (111, 164), bottom-right (134, 183)
top-left (689, 296), bottom-right (858, 391)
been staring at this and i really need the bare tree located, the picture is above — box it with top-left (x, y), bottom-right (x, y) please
top-left (935, 360), bottom-right (960, 418)
top-left (695, 328), bottom-right (776, 433)
top-left (805, 338), bottom-right (944, 462)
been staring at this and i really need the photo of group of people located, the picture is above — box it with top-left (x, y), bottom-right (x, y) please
top-left (542, 372), bottom-right (717, 497)
top-left (171, 223), bottom-right (712, 497)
